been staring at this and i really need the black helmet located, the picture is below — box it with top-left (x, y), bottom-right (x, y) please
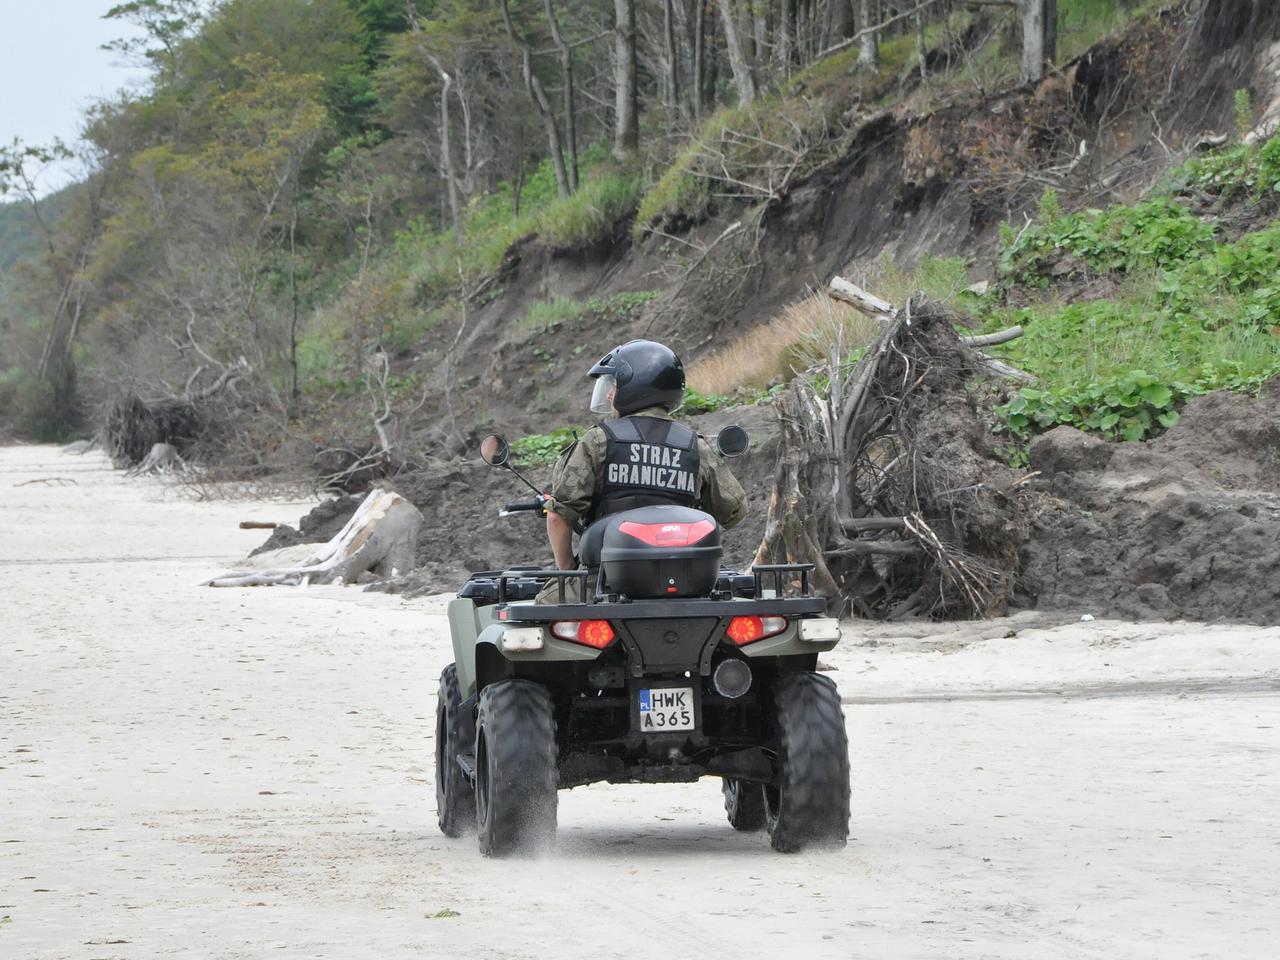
top-left (588, 339), bottom-right (686, 415)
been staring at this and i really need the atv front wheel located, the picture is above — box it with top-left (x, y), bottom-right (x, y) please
top-left (475, 680), bottom-right (558, 857)
top-left (722, 778), bottom-right (766, 831)
top-left (764, 672), bottom-right (850, 853)
top-left (436, 664), bottom-right (475, 837)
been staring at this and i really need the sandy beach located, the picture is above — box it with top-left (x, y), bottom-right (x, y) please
top-left (2, 443), bottom-right (1278, 959)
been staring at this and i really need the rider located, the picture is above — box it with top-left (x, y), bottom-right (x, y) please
top-left (544, 339), bottom-right (748, 571)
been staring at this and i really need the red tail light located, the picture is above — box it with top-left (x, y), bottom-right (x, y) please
top-left (617, 519), bottom-right (716, 547)
top-left (551, 619), bottom-right (616, 649)
top-left (726, 615), bottom-right (788, 646)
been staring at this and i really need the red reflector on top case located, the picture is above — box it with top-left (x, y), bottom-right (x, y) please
top-left (617, 519), bottom-right (716, 547)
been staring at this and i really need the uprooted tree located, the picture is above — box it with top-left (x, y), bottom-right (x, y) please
top-left (752, 277), bottom-right (1032, 619)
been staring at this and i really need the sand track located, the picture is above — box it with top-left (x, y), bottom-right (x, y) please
top-left (2, 445), bottom-right (1277, 959)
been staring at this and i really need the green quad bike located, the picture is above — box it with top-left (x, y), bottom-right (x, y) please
top-left (435, 428), bottom-right (850, 856)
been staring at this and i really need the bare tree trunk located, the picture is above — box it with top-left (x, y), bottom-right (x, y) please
top-left (779, 0), bottom-right (793, 75)
top-left (288, 179), bottom-right (300, 407)
top-left (692, 0), bottom-right (707, 116)
top-left (544, 0), bottom-right (579, 192)
top-left (664, 0), bottom-right (680, 118)
top-left (716, 0), bottom-right (757, 105)
top-left (828, 0), bottom-right (856, 46)
top-left (752, 0), bottom-right (768, 77)
top-left (613, 0), bottom-right (640, 160)
top-left (428, 57), bottom-right (461, 229)
top-left (1044, 0), bottom-right (1058, 70)
top-left (1020, 0), bottom-right (1046, 83)
top-left (858, 0), bottom-right (879, 69)
top-left (916, 8), bottom-right (927, 80)
top-left (500, 0), bottom-right (572, 196)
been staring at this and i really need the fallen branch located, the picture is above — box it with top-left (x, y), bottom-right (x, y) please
top-left (981, 356), bottom-right (1038, 383)
top-left (826, 277), bottom-right (898, 322)
top-left (15, 477), bottom-right (78, 487)
top-left (961, 325), bottom-right (1024, 348)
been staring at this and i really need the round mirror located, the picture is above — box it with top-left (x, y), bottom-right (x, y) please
top-left (716, 424), bottom-right (750, 458)
top-left (479, 434), bottom-right (509, 466)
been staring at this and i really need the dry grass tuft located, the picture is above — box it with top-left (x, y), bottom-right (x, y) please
top-left (687, 291), bottom-right (882, 395)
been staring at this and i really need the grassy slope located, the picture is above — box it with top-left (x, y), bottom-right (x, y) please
top-left (975, 136), bottom-right (1280, 450)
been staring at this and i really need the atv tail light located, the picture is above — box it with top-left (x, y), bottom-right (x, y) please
top-left (726, 615), bottom-right (788, 646)
top-left (551, 619), bottom-right (617, 649)
top-left (617, 519), bottom-right (716, 547)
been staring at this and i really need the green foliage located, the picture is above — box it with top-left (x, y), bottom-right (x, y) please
top-left (681, 389), bottom-right (733, 415)
top-left (996, 371), bottom-right (1187, 443)
top-left (1037, 187), bottom-right (1063, 225)
top-left (1160, 223), bottom-right (1280, 329)
top-left (1166, 133), bottom-right (1280, 202)
top-left (984, 227), bottom-right (1280, 443)
top-left (584, 290), bottom-right (659, 318)
top-left (535, 173), bottom-right (642, 250)
top-left (518, 296), bottom-right (585, 332)
top-left (510, 427), bottom-right (580, 467)
top-left (517, 290), bottom-right (658, 334)
top-left (1235, 88), bottom-right (1255, 141)
top-left (633, 151), bottom-right (709, 238)
top-left (1001, 197), bottom-right (1216, 282)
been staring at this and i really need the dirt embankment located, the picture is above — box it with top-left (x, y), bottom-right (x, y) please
top-left (1019, 378), bottom-right (1280, 622)
top-left (263, 375), bottom-right (1280, 624)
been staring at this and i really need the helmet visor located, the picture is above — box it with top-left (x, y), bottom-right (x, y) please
top-left (590, 375), bottom-right (616, 415)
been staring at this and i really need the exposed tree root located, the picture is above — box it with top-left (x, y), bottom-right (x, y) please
top-left (753, 278), bottom-right (1030, 619)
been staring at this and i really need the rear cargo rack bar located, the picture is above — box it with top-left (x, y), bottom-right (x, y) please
top-left (751, 563), bottom-right (815, 599)
top-left (498, 568), bottom-right (589, 604)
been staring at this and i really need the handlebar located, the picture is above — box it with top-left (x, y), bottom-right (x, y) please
top-left (499, 495), bottom-right (547, 517)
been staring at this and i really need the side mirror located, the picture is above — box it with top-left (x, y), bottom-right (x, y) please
top-left (479, 434), bottom-right (509, 466)
top-left (716, 424), bottom-right (750, 458)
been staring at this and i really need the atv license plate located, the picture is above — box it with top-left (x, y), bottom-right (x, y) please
top-left (638, 687), bottom-right (695, 732)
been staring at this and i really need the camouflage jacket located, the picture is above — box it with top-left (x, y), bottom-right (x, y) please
top-left (546, 406), bottom-right (748, 532)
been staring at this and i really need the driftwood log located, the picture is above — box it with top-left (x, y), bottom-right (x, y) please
top-left (204, 488), bottom-right (423, 588)
top-left (752, 278), bottom-right (1030, 619)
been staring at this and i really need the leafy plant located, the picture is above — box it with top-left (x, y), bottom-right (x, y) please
top-left (996, 370), bottom-right (1186, 443)
top-left (681, 389), bottom-right (733, 415)
top-left (1002, 197), bottom-right (1216, 283)
top-left (510, 427), bottom-right (580, 466)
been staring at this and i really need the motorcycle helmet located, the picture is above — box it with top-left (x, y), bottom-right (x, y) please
top-left (589, 340), bottom-right (686, 416)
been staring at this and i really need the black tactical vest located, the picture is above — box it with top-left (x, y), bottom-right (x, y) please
top-left (590, 416), bottom-right (701, 522)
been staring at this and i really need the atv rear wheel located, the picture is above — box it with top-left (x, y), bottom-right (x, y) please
top-left (722, 778), bottom-right (766, 831)
top-left (475, 680), bottom-right (558, 857)
top-left (764, 672), bottom-right (850, 853)
top-left (436, 664), bottom-right (474, 837)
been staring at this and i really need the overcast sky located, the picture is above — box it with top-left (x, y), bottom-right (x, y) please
top-left (1, 1), bottom-right (147, 194)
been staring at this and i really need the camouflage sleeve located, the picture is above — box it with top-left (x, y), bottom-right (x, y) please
top-left (696, 437), bottom-right (748, 529)
top-left (547, 427), bottom-right (606, 531)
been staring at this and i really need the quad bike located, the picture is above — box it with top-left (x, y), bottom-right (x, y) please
top-left (436, 426), bottom-right (850, 856)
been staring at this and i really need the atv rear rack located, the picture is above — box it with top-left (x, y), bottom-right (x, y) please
top-left (497, 569), bottom-right (588, 604)
top-left (751, 563), bottom-right (816, 599)
top-left (501, 595), bottom-right (826, 622)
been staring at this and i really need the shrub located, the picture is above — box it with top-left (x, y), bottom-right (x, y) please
top-left (536, 173), bottom-right (642, 249)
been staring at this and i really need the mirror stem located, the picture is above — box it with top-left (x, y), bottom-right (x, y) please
top-left (504, 462), bottom-right (545, 497)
